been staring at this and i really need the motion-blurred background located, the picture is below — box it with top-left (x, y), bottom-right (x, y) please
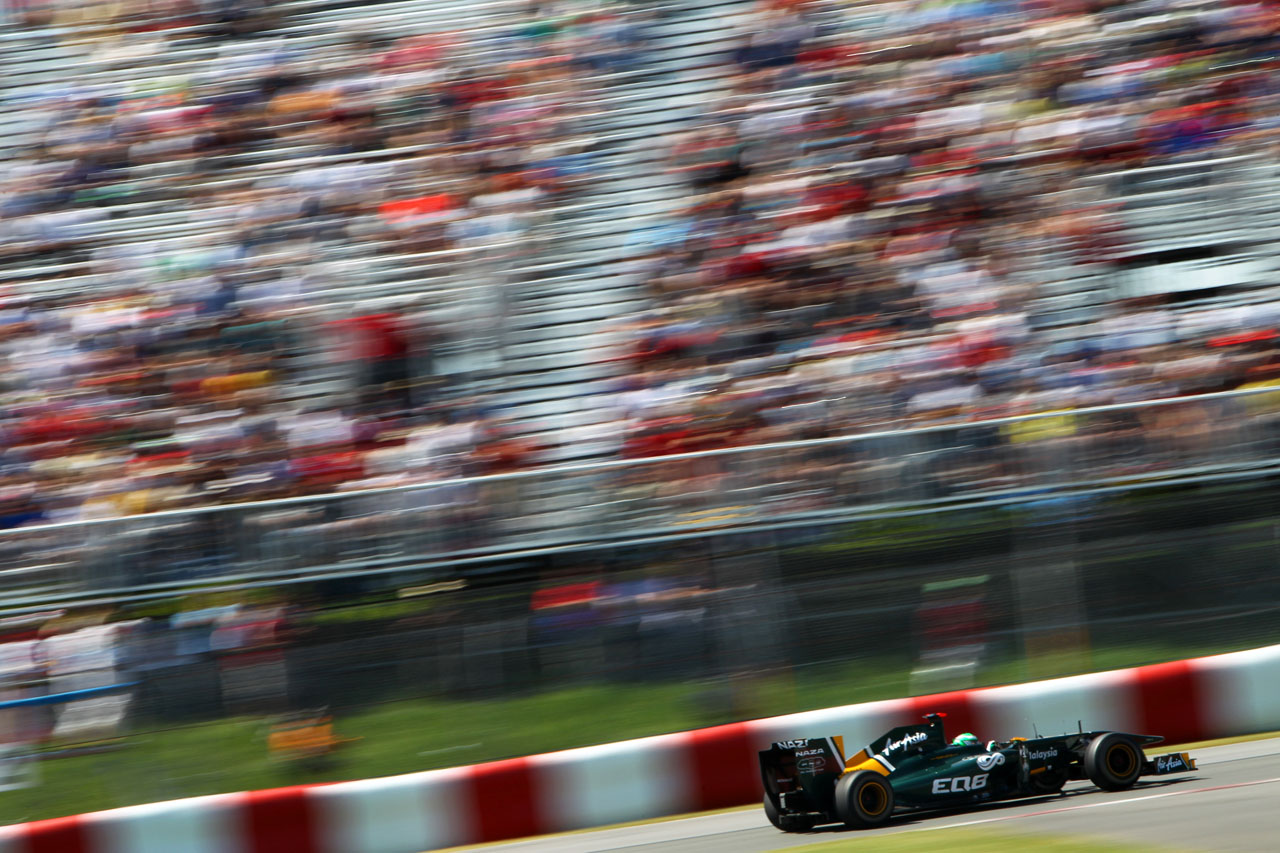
top-left (2, 0), bottom-right (1280, 823)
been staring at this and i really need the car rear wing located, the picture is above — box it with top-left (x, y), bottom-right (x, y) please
top-left (759, 737), bottom-right (845, 815)
top-left (760, 737), bottom-right (845, 780)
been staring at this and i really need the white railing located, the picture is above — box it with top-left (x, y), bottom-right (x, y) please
top-left (2, 384), bottom-right (1280, 609)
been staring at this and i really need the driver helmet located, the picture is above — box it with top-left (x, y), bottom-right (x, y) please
top-left (952, 732), bottom-right (980, 747)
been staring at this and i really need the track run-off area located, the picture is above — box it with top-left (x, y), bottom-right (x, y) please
top-left (453, 737), bottom-right (1280, 853)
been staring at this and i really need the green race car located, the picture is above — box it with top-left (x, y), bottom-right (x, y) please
top-left (760, 713), bottom-right (1197, 832)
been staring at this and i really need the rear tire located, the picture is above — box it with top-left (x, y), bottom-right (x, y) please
top-left (763, 794), bottom-right (815, 832)
top-left (833, 770), bottom-right (894, 829)
top-left (1084, 733), bottom-right (1143, 791)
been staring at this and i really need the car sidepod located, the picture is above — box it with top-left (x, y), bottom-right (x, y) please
top-left (886, 747), bottom-right (1022, 808)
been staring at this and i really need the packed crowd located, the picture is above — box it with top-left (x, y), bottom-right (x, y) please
top-left (1, 0), bottom-right (1280, 534)
top-left (607, 0), bottom-right (1280, 459)
top-left (0, 0), bottom-right (647, 525)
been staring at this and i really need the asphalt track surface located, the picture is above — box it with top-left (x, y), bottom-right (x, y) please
top-left (457, 738), bottom-right (1280, 853)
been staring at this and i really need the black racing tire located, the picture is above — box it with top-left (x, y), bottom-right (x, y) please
top-left (1084, 733), bottom-right (1143, 791)
top-left (1026, 768), bottom-right (1069, 796)
top-left (763, 794), bottom-right (815, 832)
top-left (833, 770), bottom-right (895, 829)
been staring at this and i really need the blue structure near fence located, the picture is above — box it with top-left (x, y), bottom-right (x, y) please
top-left (0, 683), bottom-right (137, 711)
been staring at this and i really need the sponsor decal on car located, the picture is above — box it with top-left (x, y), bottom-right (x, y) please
top-left (795, 748), bottom-right (825, 757)
top-left (775, 740), bottom-right (809, 750)
top-left (932, 774), bottom-right (988, 794)
top-left (1027, 748), bottom-right (1059, 761)
top-left (976, 752), bottom-right (1006, 771)
top-left (883, 732), bottom-right (928, 755)
top-left (1155, 754), bottom-right (1190, 773)
top-left (797, 756), bottom-right (826, 774)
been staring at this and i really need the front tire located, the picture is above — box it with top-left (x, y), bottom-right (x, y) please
top-left (1084, 733), bottom-right (1143, 791)
top-left (833, 770), bottom-right (894, 829)
top-left (763, 794), bottom-right (815, 832)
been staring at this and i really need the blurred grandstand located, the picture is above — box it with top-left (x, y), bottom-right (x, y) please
top-left (0, 0), bottom-right (1279, 599)
top-left (3, 0), bottom-right (1280, 820)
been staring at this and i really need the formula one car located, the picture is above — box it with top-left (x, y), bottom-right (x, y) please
top-left (760, 713), bottom-right (1196, 831)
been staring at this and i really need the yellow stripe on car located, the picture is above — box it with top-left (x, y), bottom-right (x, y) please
top-left (844, 757), bottom-right (891, 777)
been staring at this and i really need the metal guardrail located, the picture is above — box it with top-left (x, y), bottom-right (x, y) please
top-left (2, 384), bottom-right (1280, 610)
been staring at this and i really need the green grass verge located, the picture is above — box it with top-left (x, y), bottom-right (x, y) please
top-left (783, 828), bottom-right (1181, 852)
top-left (0, 641), bottom-right (1262, 825)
